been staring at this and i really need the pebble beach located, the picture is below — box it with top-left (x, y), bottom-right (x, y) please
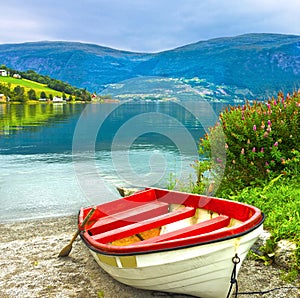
top-left (0, 215), bottom-right (299, 298)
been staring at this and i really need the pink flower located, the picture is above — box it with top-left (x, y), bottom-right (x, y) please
top-left (252, 147), bottom-right (256, 153)
top-left (241, 148), bottom-right (245, 154)
top-left (253, 125), bottom-right (257, 131)
top-left (274, 141), bottom-right (278, 147)
top-left (260, 148), bottom-right (264, 152)
top-left (268, 119), bottom-right (272, 126)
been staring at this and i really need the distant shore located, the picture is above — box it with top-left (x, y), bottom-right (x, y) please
top-left (0, 215), bottom-right (299, 298)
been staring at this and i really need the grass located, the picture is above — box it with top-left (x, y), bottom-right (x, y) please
top-left (224, 175), bottom-right (300, 244)
top-left (222, 174), bottom-right (300, 271)
top-left (0, 76), bottom-right (67, 98)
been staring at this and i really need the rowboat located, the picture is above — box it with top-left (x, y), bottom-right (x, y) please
top-left (78, 188), bottom-right (264, 298)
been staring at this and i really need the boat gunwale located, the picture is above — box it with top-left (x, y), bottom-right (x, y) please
top-left (79, 188), bottom-right (265, 256)
top-left (80, 214), bottom-right (264, 256)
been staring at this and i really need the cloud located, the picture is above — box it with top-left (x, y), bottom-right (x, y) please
top-left (0, 0), bottom-right (299, 52)
top-left (0, 2), bottom-right (54, 43)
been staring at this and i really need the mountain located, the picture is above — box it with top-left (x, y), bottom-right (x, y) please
top-left (0, 33), bottom-right (299, 101)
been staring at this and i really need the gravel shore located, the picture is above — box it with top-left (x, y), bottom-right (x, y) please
top-left (0, 215), bottom-right (299, 298)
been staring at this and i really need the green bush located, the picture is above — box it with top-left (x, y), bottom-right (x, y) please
top-left (195, 90), bottom-right (300, 193)
top-left (188, 91), bottom-right (300, 272)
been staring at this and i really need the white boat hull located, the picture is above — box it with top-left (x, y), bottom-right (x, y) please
top-left (88, 224), bottom-right (263, 298)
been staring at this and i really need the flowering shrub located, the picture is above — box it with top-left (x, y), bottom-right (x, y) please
top-left (197, 90), bottom-right (300, 193)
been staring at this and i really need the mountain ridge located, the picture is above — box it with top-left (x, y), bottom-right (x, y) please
top-left (0, 33), bottom-right (299, 101)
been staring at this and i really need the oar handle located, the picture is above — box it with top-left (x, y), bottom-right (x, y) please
top-left (70, 229), bottom-right (81, 243)
top-left (58, 207), bottom-right (97, 258)
top-left (70, 207), bottom-right (96, 243)
top-left (80, 207), bottom-right (96, 228)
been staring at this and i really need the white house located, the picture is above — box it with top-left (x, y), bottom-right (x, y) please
top-left (0, 69), bottom-right (8, 76)
top-left (53, 96), bottom-right (64, 103)
top-left (13, 73), bottom-right (21, 79)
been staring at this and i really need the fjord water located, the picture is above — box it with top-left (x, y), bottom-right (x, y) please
top-left (0, 101), bottom-right (225, 222)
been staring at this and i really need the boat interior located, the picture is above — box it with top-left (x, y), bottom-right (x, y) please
top-left (79, 188), bottom-right (262, 248)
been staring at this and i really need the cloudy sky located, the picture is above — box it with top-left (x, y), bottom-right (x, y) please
top-left (1, 0), bottom-right (300, 53)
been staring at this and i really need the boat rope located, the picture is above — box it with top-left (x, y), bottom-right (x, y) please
top-left (152, 292), bottom-right (196, 297)
top-left (233, 286), bottom-right (300, 296)
top-left (226, 253), bottom-right (240, 298)
top-left (152, 285), bottom-right (300, 297)
top-left (226, 253), bottom-right (300, 297)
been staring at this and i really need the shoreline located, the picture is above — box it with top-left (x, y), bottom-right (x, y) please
top-left (0, 215), bottom-right (299, 298)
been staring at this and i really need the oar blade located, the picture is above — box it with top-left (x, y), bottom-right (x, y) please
top-left (58, 207), bottom-right (96, 257)
top-left (58, 243), bottom-right (72, 257)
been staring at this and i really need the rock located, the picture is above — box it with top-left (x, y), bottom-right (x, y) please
top-left (251, 231), bottom-right (297, 271)
top-left (274, 239), bottom-right (297, 269)
top-left (116, 186), bottom-right (139, 197)
top-left (251, 230), bottom-right (271, 256)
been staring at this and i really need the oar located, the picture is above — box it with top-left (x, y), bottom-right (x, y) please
top-left (58, 207), bottom-right (96, 257)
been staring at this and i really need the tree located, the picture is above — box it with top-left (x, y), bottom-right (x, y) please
top-left (80, 88), bottom-right (92, 101)
top-left (40, 91), bottom-right (47, 99)
top-left (27, 89), bottom-right (37, 100)
top-left (0, 83), bottom-right (11, 98)
top-left (13, 85), bottom-right (26, 102)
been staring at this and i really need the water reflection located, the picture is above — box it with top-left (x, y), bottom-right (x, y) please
top-left (0, 103), bottom-right (86, 136)
top-left (0, 101), bottom-right (226, 155)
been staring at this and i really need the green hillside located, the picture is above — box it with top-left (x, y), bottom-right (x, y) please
top-left (0, 68), bottom-right (93, 102)
top-left (0, 76), bottom-right (68, 99)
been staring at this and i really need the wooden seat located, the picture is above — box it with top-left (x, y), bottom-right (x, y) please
top-left (88, 200), bottom-right (169, 235)
top-left (91, 206), bottom-right (196, 244)
top-left (134, 215), bottom-right (230, 245)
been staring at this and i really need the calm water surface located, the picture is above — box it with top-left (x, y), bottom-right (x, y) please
top-left (0, 101), bottom-right (226, 222)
